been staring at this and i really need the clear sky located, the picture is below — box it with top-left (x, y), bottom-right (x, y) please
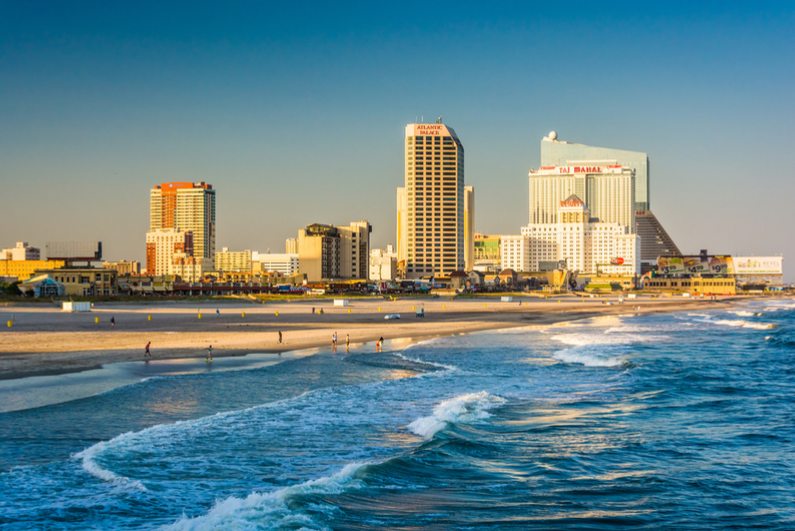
top-left (1, 2), bottom-right (793, 280)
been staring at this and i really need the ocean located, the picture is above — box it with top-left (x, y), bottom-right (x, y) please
top-left (1, 299), bottom-right (793, 530)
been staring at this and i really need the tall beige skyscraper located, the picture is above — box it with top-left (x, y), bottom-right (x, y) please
top-left (398, 121), bottom-right (466, 277)
top-left (464, 186), bottom-right (475, 271)
top-left (149, 182), bottom-right (216, 263)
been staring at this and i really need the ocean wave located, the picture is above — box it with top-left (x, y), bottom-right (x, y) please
top-left (407, 391), bottom-right (505, 440)
top-left (395, 351), bottom-right (457, 372)
top-left (732, 311), bottom-right (755, 317)
top-left (553, 350), bottom-right (626, 367)
top-left (711, 319), bottom-right (776, 330)
top-left (73, 437), bottom-right (147, 491)
top-left (163, 462), bottom-right (370, 530)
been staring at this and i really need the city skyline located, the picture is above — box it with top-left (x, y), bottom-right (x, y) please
top-left (0, 3), bottom-right (792, 280)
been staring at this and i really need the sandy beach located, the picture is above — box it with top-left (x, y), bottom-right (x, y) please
top-left (0, 294), bottom-right (742, 379)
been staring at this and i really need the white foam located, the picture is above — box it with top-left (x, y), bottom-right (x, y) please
top-left (732, 311), bottom-right (755, 317)
top-left (407, 391), bottom-right (505, 439)
top-left (164, 462), bottom-right (369, 530)
top-left (711, 319), bottom-right (776, 330)
top-left (73, 436), bottom-right (147, 491)
top-left (395, 351), bottom-right (457, 372)
top-left (553, 350), bottom-right (625, 368)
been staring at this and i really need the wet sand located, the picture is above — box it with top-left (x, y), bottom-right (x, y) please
top-left (0, 294), bottom-right (738, 379)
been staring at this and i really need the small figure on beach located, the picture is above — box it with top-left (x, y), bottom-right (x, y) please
top-left (110, 316), bottom-right (115, 329)
top-left (216, 309), bottom-right (220, 316)
top-left (377, 337), bottom-right (384, 352)
top-left (278, 331), bottom-right (283, 344)
top-left (312, 307), bottom-right (315, 314)
top-left (145, 342), bottom-right (151, 358)
top-left (206, 345), bottom-right (213, 363)
top-left (332, 332), bottom-right (338, 352)
top-left (346, 334), bottom-right (350, 352)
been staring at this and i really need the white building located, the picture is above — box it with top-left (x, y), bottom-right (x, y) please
top-left (285, 238), bottom-right (298, 254)
top-left (171, 253), bottom-right (205, 282)
top-left (521, 195), bottom-right (640, 275)
top-left (370, 245), bottom-right (398, 281)
top-left (1, 242), bottom-right (41, 261)
top-left (528, 164), bottom-right (635, 232)
top-left (146, 229), bottom-right (194, 276)
top-left (500, 235), bottom-right (530, 272)
top-left (256, 253), bottom-right (299, 276)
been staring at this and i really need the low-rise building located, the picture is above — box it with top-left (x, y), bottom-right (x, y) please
top-left (1, 242), bottom-right (41, 261)
top-left (36, 268), bottom-right (117, 296)
top-left (255, 253), bottom-right (299, 276)
top-left (370, 246), bottom-right (398, 281)
top-left (474, 234), bottom-right (501, 272)
top-left (298, 221), bottom-right (371, 282)
top-left (215, 248), bottom-right (252, 273)
top-left (146, 229), bottom-right (194, 276)
top-left (171, 254), bottom-right (205, 283)
top-left (643, 277), bottom-right (736, 295)
top-left (102, 260), bottom-right (141, 275)
top-left (0, 260), bottom-right (66, 282)
top-left (501, 235), bottom-right (530, 272)
top-left (18, 275), bottom-right (66, 298)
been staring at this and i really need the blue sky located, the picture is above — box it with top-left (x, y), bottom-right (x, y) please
top-left (1, 2), bottom-right (793, 279)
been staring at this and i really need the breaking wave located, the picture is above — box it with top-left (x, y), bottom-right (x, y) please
top-left (407, 391), bottom-right (505, 439)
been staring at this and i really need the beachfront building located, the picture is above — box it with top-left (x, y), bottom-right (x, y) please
top-left (171, 253), bottom-right (204, 283)
top-left (521, 195), bottom-right (640, 275)
top-left (528, 163), bottom-right (636, 231)
top-left (35, 267), bottom-right (117, 296)
top-left (215, 248), bottom-right (252, 273)
top-left (1, 242), bottom-right (41, 261)
top-left (474, 234), bottom-right (502, 272)
top-left (146, 229), bottom-right (194, 276)
top-left (285, 238), bottom-right (299, 254)
top-left (102, 260), bottom-right (141, 275)
top-left (539, 131), bottom-right (680, 270)
top-left (150, 182), bottom-right (216, 263)
top-left (369, 245), bottom-right (398, 281)
top-left (397, 121), bottom-right (467, 278)
top-left (464, 186), bottom-right (475, 271)
top-left (298, 221), bottom-right (371, 281)
top-left (0, 259), bottom-right (66, 282)
top-left (501, 235), bottom-right (530, 272)
top-left (254, 253), bottom-right (299, 276)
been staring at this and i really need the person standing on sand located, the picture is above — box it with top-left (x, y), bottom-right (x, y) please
top-left (346, 334), bottom-right (350, 352)
top-left (278, 331), bottom-right (283, 344)
top-left (206, 345), bottom-right (213, 363)
top-left (332, 332), bottom-right (337, 352)
top-left (145, 342), bottom-right (151, 358)
top-left (216, 309), bottom-right (220, 316)
top-left (111, 316), bottom-right (115, 329)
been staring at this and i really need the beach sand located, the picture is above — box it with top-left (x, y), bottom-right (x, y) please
top-left (0, 295), bottom-right (737, 379)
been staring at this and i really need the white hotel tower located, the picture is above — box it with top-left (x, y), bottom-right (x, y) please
top-left (397, 121), bottom-right (474, 278)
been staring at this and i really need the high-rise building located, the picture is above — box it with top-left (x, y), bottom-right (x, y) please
top-left (298, 221), bottom-right (371, 281)
top-left (396, 187), bottom-right (407, 265)
top-left (464, 186), bottom-right (475, 271)
top-left (635, 210), bottom-right (682, 272)
top-left (145, 229), bottom-right (194, 276)
top-left (150, 182), bottom-right (216, 263)
top-left (399, 121), bottom-right (466, 278)
top-left (501, 235), bottom-right (530, 272)
top-left (540, 132), bottom-right (650, 211)
top-left (528, 164), bottom-right (636, 231)
top-left (285, 238), bottom-right (298, 255)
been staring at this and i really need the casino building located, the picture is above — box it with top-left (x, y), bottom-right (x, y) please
top-left (397, 121), bottom-right (473, 278)
top-left (538, 132), bottom-right (681, 272)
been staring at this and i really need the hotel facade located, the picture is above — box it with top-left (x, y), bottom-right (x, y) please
top-left (397, 122), bottom-right (470, 278)
top-left (150, 182), bottom-right (216, 264)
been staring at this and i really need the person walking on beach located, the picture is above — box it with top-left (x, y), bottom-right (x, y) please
top-left (145, 342), bottom-right (151, 358)
top-left (206, 345), bottom-right (213, 363)
top-left (278, 331), bottom-right (283, 344)
top-left (332, 332), bottom-right (337, 352)
top-left (216, 308), bottom-right (220, 316)
top-left (377, 337), bottom-right (384, 352)
top-left (110, 316), bottom-right (115, 329)
top-left (346, 334), bottom-right (350, 352)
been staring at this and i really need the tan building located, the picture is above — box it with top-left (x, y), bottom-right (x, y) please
top-left (399, 121), bottom-right (467, 278)
top-left (37, 268), bottom-right (117, 297)
top-left (102, 260), bottom-right (141, 275)
top-left (298, 221), bottom-right (371, 282)
top-left (0, 260), bottom-right (66, 281)
top-left (215, 248), bottom-right (252, 273)
top-left (474, 234), bottom-right (501, 272)
top-left (146, 229), bottom-right (194, 276)
top-left (643, 277), bottom-right (736, 295)
top-left (1, 242), bottom-right (41, 261)
top-left (150, 182), bottom-right (216, 263)
top-left (285, 238), bottom-right (299, 254)
top-left (171, 253), bottom-right (204, 282)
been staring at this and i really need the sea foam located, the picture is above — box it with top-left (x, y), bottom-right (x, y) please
top-left (164, 462), bottom-right (370, 530)
top-left (407, 391), bottom-right (505, 439)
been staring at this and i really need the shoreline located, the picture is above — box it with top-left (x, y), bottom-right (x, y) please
top-left (0, 296), bottom-right (746, 382)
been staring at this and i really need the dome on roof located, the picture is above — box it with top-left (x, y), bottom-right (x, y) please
top-left (549, 131), bottom-right (557, 141)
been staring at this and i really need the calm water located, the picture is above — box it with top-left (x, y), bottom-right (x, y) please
top-left (1, 299), bottom-right (793, 530)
